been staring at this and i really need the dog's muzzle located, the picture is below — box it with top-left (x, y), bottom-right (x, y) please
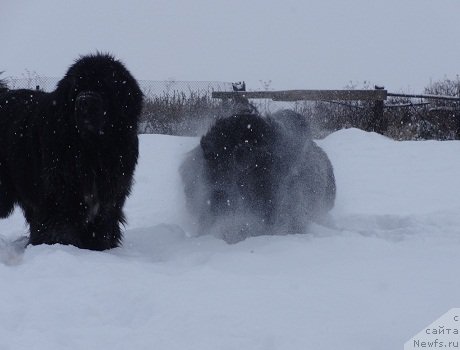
top-left (75, 91), bottom-right (105, 133)
top-left (75, 91), bottom-right (101, 110)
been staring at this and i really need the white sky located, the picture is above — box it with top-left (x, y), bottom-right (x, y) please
top-left (1, 0), bottom-right (459, 92)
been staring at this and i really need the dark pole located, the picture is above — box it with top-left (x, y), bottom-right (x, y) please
top-left (372, 86), bottom-right (386, 134)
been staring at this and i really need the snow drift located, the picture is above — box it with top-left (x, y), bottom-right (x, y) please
top-left (0, 128), bottom-right (460, 350)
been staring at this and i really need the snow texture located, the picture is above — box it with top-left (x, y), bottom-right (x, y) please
top-left (1, 129), bottom-right (460, 350)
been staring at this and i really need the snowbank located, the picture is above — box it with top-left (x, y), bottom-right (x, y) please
top-left (1, 128), bottom-right (459, 350)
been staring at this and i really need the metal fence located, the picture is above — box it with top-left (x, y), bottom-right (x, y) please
top-left (3, 76), bottom-right (330, 116)
top-left (6, 76), bottom-right (59, 92)
top-left (4, 76), bottom-right (459, 140)
top-left (4, 76), bottom-right (233, 99)
top-left (3, 75), bottom-right (299, 112)
top-left (3, 76), bottom-right (237, 136)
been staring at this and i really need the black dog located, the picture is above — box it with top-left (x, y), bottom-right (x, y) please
top-left (0, 53), bottom-right (143, 250)
top-left (181, 110), bottom-right (336, 243)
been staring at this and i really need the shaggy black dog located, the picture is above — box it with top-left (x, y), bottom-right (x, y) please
top-left (0, 53), bottom-right (143, 250)
top-left (181, 109), bottom-right (336, 243)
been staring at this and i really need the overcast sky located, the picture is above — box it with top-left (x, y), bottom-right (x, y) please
top-left (1, 0), bottom-right (459, 92)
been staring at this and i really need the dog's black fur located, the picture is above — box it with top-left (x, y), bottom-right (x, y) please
top-left (0, 53), bottom-right (143, 250)
top-left (181, 110), bottom-right (336, 243)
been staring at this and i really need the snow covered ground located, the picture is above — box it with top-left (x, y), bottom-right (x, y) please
top-left (1, 128), bottom-right (460, 350)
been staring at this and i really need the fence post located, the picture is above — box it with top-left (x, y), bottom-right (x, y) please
top-left (372, 86), bottom-right (386, 134)
top-left (229, 81), bottom-right (253, 113)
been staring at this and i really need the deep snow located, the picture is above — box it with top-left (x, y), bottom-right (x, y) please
top-left (1, 128), bottom-right (460, 350)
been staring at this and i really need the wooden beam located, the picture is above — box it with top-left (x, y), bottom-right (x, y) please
top-left (387, 92), bottom-right (460, 101)
top-left (212, 89), bottom-right (388, 101)
top-left (385, 102), bottom-right (431, 108)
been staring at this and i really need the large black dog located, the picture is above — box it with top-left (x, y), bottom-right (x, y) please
top-left (181, 110), bottom-right (336, 243)
top-left (0, 53), bottom-right (143, 250)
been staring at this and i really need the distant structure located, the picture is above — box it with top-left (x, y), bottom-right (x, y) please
top-left (232, 81), bottom-right (246, 92)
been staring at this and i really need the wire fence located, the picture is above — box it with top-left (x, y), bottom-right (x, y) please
top-left (6, 76), bottom-right (59, 92)
top-left (5, 76), bottom-right (233, 99)
top-left (3, 76), bottom-right (460, 140)
top-left (4, 76), bottom-right (235, 136)
top-left (4, 75), bottom-right (305, 113)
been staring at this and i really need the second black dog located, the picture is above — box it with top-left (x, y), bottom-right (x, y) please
top-left (181, 110), bottom-right (336, 243)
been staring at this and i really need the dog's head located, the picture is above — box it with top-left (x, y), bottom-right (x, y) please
top-left (200, 113), bottom-right (279, 219)
top-left (201, 113), bottom-right (277, 174)
top-left (55, 53), bottom-right (143, 135)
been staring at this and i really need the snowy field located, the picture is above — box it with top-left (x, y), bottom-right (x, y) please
top-left (1, 128), bottom-right (460, 350)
